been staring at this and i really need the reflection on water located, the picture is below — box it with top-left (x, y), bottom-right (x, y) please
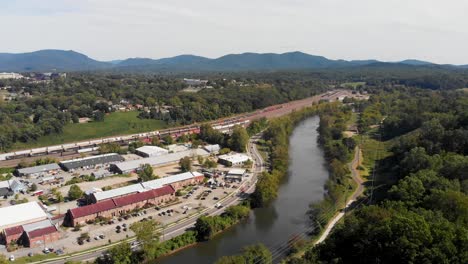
top-left (158, 116), bottom-right (328, 264)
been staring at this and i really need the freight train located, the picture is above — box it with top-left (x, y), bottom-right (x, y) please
top-left (0, 118), bottom-right (251, 161)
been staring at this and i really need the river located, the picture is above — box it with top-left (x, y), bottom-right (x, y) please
top-left (158, 116), bottom-right (328, 264)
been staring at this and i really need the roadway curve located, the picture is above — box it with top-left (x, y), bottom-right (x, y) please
top-left (34, 136), bottom-right (265, 264)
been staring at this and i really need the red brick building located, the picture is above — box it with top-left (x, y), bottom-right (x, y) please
top-left (3, 225), bottom-right (23, 245)
top-left (25, 226), bottom-right (60, 248)
top-left (65, 185), bottom-right (175, 226)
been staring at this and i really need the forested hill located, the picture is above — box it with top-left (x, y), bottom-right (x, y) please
top-left (1, 49), bottom-right (468, 72)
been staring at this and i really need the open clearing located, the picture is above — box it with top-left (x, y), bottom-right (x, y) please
top-left (12, 111), bottom-right (170, 150)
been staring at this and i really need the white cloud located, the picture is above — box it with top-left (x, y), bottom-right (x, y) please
top-left (1, 0), bottom-right (467, 64)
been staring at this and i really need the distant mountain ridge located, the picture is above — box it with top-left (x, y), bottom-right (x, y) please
top-left (0, 49), bottom-right (463, 72)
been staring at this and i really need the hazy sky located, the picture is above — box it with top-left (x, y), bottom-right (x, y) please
top-left (2, 0), bottom-right (468, 64)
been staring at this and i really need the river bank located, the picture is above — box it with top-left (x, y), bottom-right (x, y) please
top-left (158, 115), bottom-right (329, 264)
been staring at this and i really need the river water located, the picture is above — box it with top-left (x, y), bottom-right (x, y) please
top-left (158, 116), bottom-right (328, 264)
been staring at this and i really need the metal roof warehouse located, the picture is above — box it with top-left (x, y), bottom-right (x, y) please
top-left (110, 149), bottom-right (209, 174)
top-left (16, 163), bottom-right (61, 176)
top-left (135, 145), bottom-right (169, 157)
top-left (92, 171), bottom-right (203, 202)
top-left (0, 202), bottom-right (48, 232)
top-left (60, 153), bottom-right (124, 171)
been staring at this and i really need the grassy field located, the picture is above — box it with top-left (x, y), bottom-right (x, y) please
top-left (340, 82), bottom-right (366, 88)
top-left (12, 111), bottom-right (170, 150)
top-left (355, 130), bottom-right (392, 179)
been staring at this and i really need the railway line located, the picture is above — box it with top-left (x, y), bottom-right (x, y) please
top-left (0, 89), bottom-right (359, 165)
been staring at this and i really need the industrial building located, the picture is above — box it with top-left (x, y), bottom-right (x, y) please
top-left (91, 171), bottom-right (204, 203)
top-left (16, 163), bottom-right (61, 177)
top-left (203, 144), bottom-right (221, 154)
top-left (2, 219), bottom-right (60, 247)
top-left (135, 145), bottom-right (169, 157)
top-left (110, 149), bottom-right (209, 174)
top-left (59, 153), bottom-right (124, 171)
top-left (218, 153), bottom-right (251, 166)
top-left (64, 185), bottom-right (175, 226)
top-left (0, 202), bottom-right (49, 233)
top-left (225, 168), bottom-right (247, 182)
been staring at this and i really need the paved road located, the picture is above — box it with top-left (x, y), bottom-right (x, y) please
top-left (315, 146), bottom-right (363, 245)
top-left (35, 136), bottom-right (266, 264)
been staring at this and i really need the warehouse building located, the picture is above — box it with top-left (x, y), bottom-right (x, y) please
top-left (203, 144), bottom-right (221, 154)
top-left (64, 185), bottom-right (175, 226)
top-left (225, 168), bottom-right (246, 182)
top-left (90, 171), bottom-right (204, 203)
top-left (110, 149), bottom-right (209, 174)
top-left (2, 219), bottom-right (60, 247)
top-left (0, 202), bottom-right (48, 233)
top-left (16, 163), bottom-right (62, 177)
top-left (60, 153), bottom-right (124, 171)
top-left (135, 145), bottom-right (169, 157)
top-left (218, 153), bottom-right (251, 166)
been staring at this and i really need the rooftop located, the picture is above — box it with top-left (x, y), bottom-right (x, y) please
top-left (218, 153), bottom-right (250, 164)
top-left (113, 149), bottom-right (209, 173)
top-left (136, 145), bottom-right (169, 155)
top-left (0, 202), bottom-right (48, 230)
top-left (227, 168), bottom-right (246, 175)
top-left (17, 163), bottom-right (61, 175)
top-left (60, 153), bottom-right (124, 170)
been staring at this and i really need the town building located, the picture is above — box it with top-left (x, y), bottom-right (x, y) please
top-left (218, 153), bottom-right (251, 166)
top-left (0, 202), bottom-right (48, 233)
top-left (90, 171), bottom-right (204, 203)
top-left (16, 163), bottom-right (61, 177)
top-left (0, 179), bottom-right (26, 194)
top-left (183, 78), bottom-right (208, 87)
top-left (0, 72), bottom-right (23, 80)
top-left (135, 145), bottom-right (169, 157)
top-left (64, 185), bottom-right (175, 226)
top-left (2, 219), bottom-right (60, 247)
top-left (59, 153), bottom-right (124, 171)
top-left (203, 144), bottom-right (221, 154)
top-left (225, 168), bottom-right (246, 182)
top-left (110, 149), bottom-right (209, 174)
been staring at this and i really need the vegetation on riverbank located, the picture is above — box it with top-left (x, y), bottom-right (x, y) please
top-left (215, 244), bottom-right (272, 264)
top-left (288, 87), bottom-right (468, 263)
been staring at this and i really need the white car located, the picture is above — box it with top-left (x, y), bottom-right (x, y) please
top-left (9, 255), bottom-right (15, 261)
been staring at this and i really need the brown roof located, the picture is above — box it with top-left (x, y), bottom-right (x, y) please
top-left (27, 225), bottom-right (58, 239)
top-left (4, 225), bottom-right (24, 236)
top-left (69, 199), bottom-right (117, 219)
top-left (69, 185), bottom-right (175, 219)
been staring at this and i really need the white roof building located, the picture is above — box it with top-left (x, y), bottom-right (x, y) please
top-left (111, 149), bottom-right (209, 174)
top-left (227, 168), bottom-right (246, 175)
top-left (203, 144), bottom-right (221, 153)
top-left (92, 171), bottom-right (204, 202)
top-left (135, 146), bottom-right (169, 157)
top-left (0, 202), bottom-right (48, 231)
top-left (218, 153), bottom-right (251, 166)
top-left (141, 172), bottom-right (203, 189)
top-left (92, 184), bottom-right (145, 202)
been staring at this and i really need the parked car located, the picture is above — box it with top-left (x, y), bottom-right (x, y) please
top-left (9, 255), bottom-right (15, 261)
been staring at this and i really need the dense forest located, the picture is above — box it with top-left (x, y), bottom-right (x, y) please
top-left (289, 88), bottom-right (468, 263)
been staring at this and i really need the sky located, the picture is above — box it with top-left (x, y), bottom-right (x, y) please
top-left (1, 0), bottom-right (468, 64)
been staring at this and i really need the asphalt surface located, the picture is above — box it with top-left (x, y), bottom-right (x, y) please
top-left (35, 136), bottom-right (265, 264)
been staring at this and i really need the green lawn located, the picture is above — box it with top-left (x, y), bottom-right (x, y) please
top-left (12, 111), bottom-right (170, 150)
top-left (340, 82), bottom-right (366, 88)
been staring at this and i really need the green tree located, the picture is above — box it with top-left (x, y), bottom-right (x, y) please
top-left (108, 242), bottom-right (133, 264)
top-left (229, 125), bottom-right (249, 152)
top-left (162, 135), bottom-right (174, 145)
top-left (137, 164), bottom-right (155, 182)
top-left (130, 220), bottom-right (159, 260)
top-left (68, 184), bottom-right (84, 200)
top-left (179, 157), bottom-right (192, 172)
